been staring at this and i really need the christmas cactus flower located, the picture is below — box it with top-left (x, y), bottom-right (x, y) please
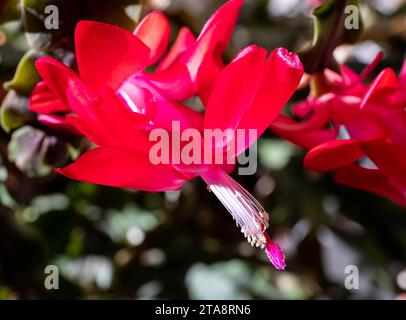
top-left (30, 2), bottom-right (304, 268)
top-left (270, 53), bottom-right (406, 206)
top-left (29, 0), bottom-right (244, 132)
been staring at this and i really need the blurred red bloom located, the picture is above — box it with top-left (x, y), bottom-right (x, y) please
top-left (270, 53), bottom-right (406, 206)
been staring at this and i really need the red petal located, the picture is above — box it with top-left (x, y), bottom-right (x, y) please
top-left (361, 68), bottom-right (400, 109)
top-left (119, 79), bottom-right (203, 131)
top-left (37, 114), bottom-right (79, 134)
top-left (65, 114), bottom-right (115, 147)
top-left (141, 62), bottom-right (195, 101)
top-left (150, 99), bottom-right (204, 132)
top-left (197, 0), bottom-right (243, 44)
top-left (158, 27), bottom-right (195, 71)
top-left (365, 103), bottom-right (406, 148)
top-left (35, 57), bottom-right (102, 127)
top-left (204, 45), bottom-right (267, 132)
top-left (94, 89), bottom-right (152, 147)
top-left (191, 47), bottom-right (224, 105)
top-left (273, 99), bottom-right (332, 132)
top-left (329, 96), bottom-right (387, 141)
top-left (340, 65), bottom-right (361, 86)
top-left (185, 0), bottom-right (244, 103)
top-left (29, 81), bottom-right (70, 114)
top-left (291, 99), bottom-right (314, 118)
top-left (271, 114), bottom-right (338, 149)
top-left (56, 147), bottom-right (187, 191)
top-left (324, 68), bottom-right (344, 87)
top-left (335, 165), bottom-right (406, 207)
top-left (237, 48), bottom-right (304, 139)
top-left (359, 51), bottom-right (384, 80)
top-left (35, 58), bottom-right (121, 147)
top-left (363, 139), bottom-right (406, 191)
top-left (134, 11), bottom-right (171, 65)
top-left (304, 139), bottom-right (364, 172)
top-left (266, 241), bottom-right (286, 270)
top-left (75, 21), bottom-right (150, 92)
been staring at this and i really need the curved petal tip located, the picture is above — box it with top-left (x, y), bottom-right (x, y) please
top-left (266, 241), bottom-right (286, 270)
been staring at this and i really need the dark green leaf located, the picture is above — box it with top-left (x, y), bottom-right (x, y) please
top-left (4, 50), bottom-right (42, 95)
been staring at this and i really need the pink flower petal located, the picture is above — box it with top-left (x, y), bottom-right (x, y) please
top-left (134, 11), bottom-right (171, 66)
top-left (37, 114), bottom-right (78, 134)
top-left (75, 21), bottom-right (150, 92)
top-left (361, 68), bottom-right (400, 109)
top-left (197, 0), bottom-right (243, 44)
top-left (363, 139), bottom-right (406, 192)
top-left (204, 45), bottom-right (267, 132)
top-left (185, 0), bottom-right (244, 103)
top-left (141, 62), bottom-right (195, 101)
top-left (94, 89), bottom-right (152, 148)
top-left (56, 147), bottom-right (187, 191)
top-left (158, 27), bottom-right (195, 71)
top-left (304, 139), bottom-right (364, 172)
top-left (265, 239), bottom-right (286, 270)
top-left (237, 48), bottom-right (304, 141)
top-left (29, 81), bottom-right (69, 114)
top-left (35, 57), bottom-right (104, 131)
top-left (271, 114), bottom-right (338, 149)
top-left (335, 165), bottom-right (406, 207)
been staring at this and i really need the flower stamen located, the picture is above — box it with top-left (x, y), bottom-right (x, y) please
top-left (201, 170), bottom-right (285, 269)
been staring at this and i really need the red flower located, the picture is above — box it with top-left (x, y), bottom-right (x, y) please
top-left (270, 53), bottom-right (406, 206)
top-left (30, 1), bottom-right (303, 268)
top-left (29, 0), bottom-right (244, 132)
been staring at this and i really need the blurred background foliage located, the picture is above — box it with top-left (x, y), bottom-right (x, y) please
top-left (0, 0), bottom-right (405, 299)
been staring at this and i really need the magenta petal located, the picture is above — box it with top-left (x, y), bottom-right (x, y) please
top-left (134, 11), bottom-right (171, 65)
top-left (35, 57), bottom-right (95, 109)
top-left (197, 0), bottom-right (243, 44)
top-left (95, 89), bottom-right (152, 147)
top-left (37, 114), bottom-right (79, 134)
top-left (35, 57), bottom-right (105, 137)
top-left (75, 21), bottom-right (150, 92)
top-left (340, 65), bottom-right (361, 86)
top-left (335, 165), bottom-right (406, 207)
top-left (304, 139), bottom-right (365, 172)
top-left (204, 45), bottom-right (267, 131)
top-left (29, 81), bottom-right (70, 114)
top-left (185, 0), bottom-right (244, 103)
top-left (158, 27), bottom-right (195, 71)
top-left (363, 139), bottom-right (406, 191)
top-left (237, 48), bottom-right (304, 144)
top-left (274, 99), bottom-right (332, 133)
top-left (361, 68), bottom-right (400, 109)
top-left (292, 99), bottom-right (314, 118)
top-left (266, 240), bottom-right (286, 270)
top-left (272, 115), bottom-right (338, 148)
top-left (141, 62), bottom-right (195, 101)
top-left (56, 147), bottom-right (187, 191)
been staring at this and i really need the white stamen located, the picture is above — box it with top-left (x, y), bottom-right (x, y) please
top-left (201, 170), bottom-right (269, 248)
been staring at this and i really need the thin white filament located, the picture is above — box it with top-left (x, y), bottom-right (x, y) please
top-left (201, 170), bottom-right (269, 248)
